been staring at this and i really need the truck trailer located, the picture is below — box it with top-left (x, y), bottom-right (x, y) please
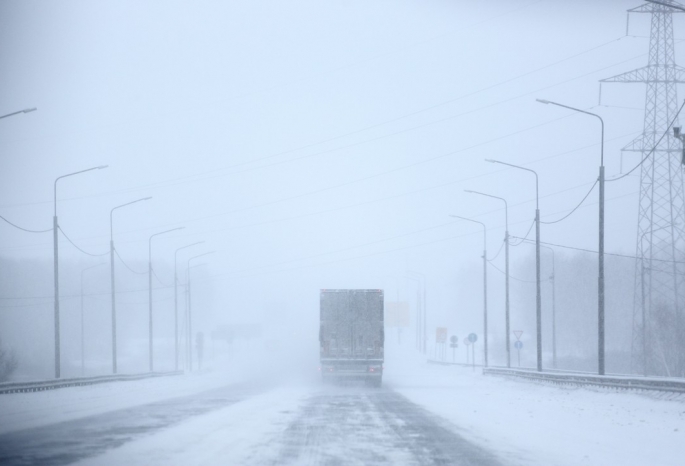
top-left (319, 289), bottom-right (384, 387)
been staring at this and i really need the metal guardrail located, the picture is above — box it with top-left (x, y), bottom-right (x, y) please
top-left (427, 359), bottom-right (483, 368)
top-left (0, 371), bottom-right (183, 395)
top-left (483, 367), bottom-right (685, 394)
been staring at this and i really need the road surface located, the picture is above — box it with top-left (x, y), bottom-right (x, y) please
top-left (0, 381), bottom-right (503, 466)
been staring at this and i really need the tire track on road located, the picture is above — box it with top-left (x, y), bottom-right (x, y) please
top-left (270, 385), bottom-right (504, 465)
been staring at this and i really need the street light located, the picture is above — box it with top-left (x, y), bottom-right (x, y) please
top-left (450, 215), bottom-right (489, 367)
top-left (407, 271), bottom-right (427, 354)
top-left (80, 262), bottom-right (106, 377)
top-left (174, 241), bottom-right (204, 371)
top-left (187, 251), bottom-right (214, 371)
top-left (486, 158), bottom-right (543, 372)
top-left (537, 98), bottom-right (606, 375)
top-left (110, 197), bottom-right (151, 374)
top-left (465, 189), bottom-right (511, 368)
top-left (148, 227), bottom-right (185, 373)
top-left (53, 165), bottom-right (108, 378)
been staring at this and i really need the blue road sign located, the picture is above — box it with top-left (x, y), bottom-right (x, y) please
top-left (468, 333), bottom-right (477, 343)
top-left (450, 335), bottom-right (458, 344)
top-left (514, 341), bottom-right (523, 350)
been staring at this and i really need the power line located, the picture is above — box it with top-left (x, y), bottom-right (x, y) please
top-left (0, 281), bottom-right (174, 301)
top-left (541, 180), bottom-right (598, 225)
top-left (0, 295), bottom-right (175, 309)
top-left (151, 267), bottom-right (170, 287)
top-left (2, 130), bottom-right (637, 256)
top-left (607, 99), bottom-right (685, 182)
top-left (0, 46), bottom-right (646, 211)
top-left (0, 215), bottom-right (51, 233)
top-left (512, 237), bottom-right (685, 264)
top-left (488, 261), bottom-right (543, 284)
top-left (487, 240), bottom-right (505, 263)
top-left (58, 227), bottom-right (109, 257)
top-left (114, 249), bottom-right (147, 275)
top-left (89, 51), bottom-right (648, 196)
top-left (509, 220), bottom-right (536, 247)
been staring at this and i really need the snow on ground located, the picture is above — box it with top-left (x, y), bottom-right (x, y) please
top-left (0, 351), bottom-right (260, 436)
top-left (71, 384), bottom-right (308, 466)
top-left (2, 338), bottom-right (685, 465)
top-left (0, 370), bottom-right (241, 435)
top-left (385, 344), bottom-right (685, 466)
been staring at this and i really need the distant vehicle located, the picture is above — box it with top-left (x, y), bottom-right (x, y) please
top-left (319, 289), bottom-right (384, 387)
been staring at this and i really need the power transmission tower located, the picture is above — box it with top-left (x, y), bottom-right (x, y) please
top-left (601, 0), bottom-right (685, 377)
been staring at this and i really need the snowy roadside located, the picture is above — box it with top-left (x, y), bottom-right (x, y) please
top-left (70, 384), bottom-right (308, 466)
top-left (385, 354), bottom-right (685, 466)
top-left (0, 358), bottom-right (250, 435)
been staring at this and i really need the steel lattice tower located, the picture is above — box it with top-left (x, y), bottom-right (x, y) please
top-left (601, 1), bottom-right (685, 376)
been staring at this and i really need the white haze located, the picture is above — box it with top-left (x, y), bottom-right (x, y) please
top-left (0, 0), bottom-right (674, 378)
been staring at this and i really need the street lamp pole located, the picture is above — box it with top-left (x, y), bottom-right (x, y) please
top-left (80, 262), bottom-right (106, 377)
top-left (174, 242), bottom-right (204, 371)
top-left (537, 98), bottom-right (605, 375)
top-left (465, 190), bottom-right (511, 367)
top-left (148, 227), bottom-right (185, 373)
top-left (53, 165), bottom-right (108, 379)
top-left (450, 215), bottom-right (489, 367)
top-left (0, 107), bottom-right (37, 120)
top-left (110, 197), bottom-right (151, 374)
top-left (486, 159), bottom-right (542, 372)
top-left (187, 251), bottom-right (214, 371)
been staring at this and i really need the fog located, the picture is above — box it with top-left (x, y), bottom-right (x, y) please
top-left (1, 1), bottom-right (684, 464)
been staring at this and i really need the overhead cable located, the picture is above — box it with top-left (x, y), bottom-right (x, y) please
top-left (508, 220), bottom-right (536, 247)
top-left (512, 237), bottom-right (685, 264)
top-left (58, 227), bottom-right (109, 257)
top-left (487, 240), bottom-right (505, 263)
top-left (541, 180), bottom-right (599, 224)
top-left (488, 261), bottom-right (543, 284)
top-left (0, 215), bottom-right (51, 233)
top-left (608, 99), bottom-right (685, 182)
top-left (0, 47), bottom-right (646, 211)
top-left (114, 249), bottom-right (147, 275)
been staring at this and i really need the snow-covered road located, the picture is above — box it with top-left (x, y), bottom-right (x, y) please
top-left (0, 382), bottom-right (501, 465)
top-left (1, 347), bottom-right (684, 465)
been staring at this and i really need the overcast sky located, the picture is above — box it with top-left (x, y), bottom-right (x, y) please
top-left (1, 0), bottom-right (679, 369)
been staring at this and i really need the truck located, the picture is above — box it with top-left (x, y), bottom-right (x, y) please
top-left (319, 289), bottom-right (384, 387)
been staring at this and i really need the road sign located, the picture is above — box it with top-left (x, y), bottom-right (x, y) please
top-left (436, 327), bottom-right (447, 343)
top-left (468, 333), bottom-right (477, 343)
top-left (514, 341), bottom-right (523, 350)
top-left (450, 335), bottom-right (458, 344)
top-left (513, 330), bottom-right (523, 341)
top-left (450, 343), bottom-right (458, 348)
top-left (463, 337), bottom-right (471, 346)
